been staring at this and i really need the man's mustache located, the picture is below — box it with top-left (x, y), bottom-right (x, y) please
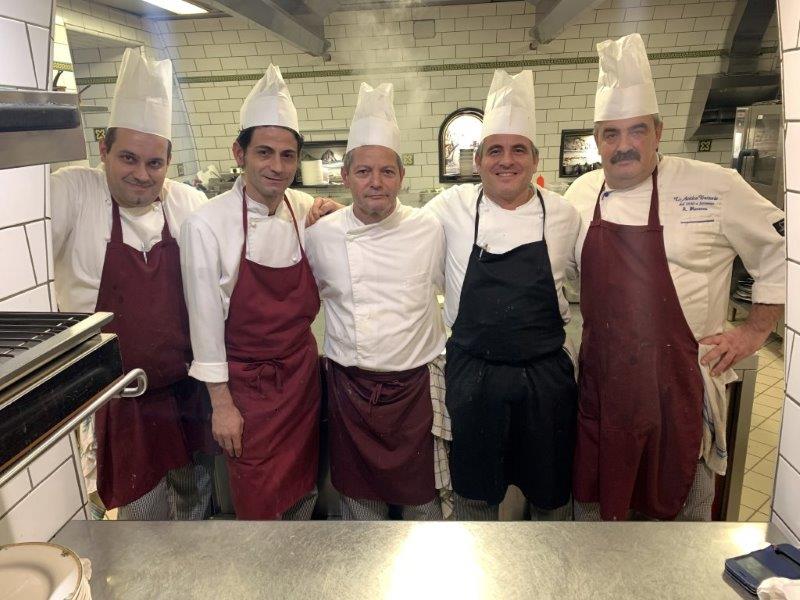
top-left (610, 149), bottom-right (641, 164)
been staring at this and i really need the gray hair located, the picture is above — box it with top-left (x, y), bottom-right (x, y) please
top-left (475, 139), bottom-right (539, 158)
top-left (342, 148), bottom-right (403, 173)
top-left (593, 113), bottom-right (662, 136)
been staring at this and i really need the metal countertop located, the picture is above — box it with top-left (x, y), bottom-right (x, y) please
top-left (52, 520), bottom-right (782, 599)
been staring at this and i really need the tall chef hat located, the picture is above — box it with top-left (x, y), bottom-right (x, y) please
top-left (594, 33), bottom-right (659, 122)
top-left (108, 47), bottom-right (173, 140)
top-left (480, 69), bottom-right (536, 144)
top-left (240, 64), bottom-right (299, 133)
top-left (345, 82), bottom-right (401, 155)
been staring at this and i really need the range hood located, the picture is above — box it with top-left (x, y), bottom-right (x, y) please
top-left (685, 0), bottom-right (779, 140)
top-left (0, 89), bottom-right (87, 170)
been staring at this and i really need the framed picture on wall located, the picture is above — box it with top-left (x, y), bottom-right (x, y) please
top-left (294, 140), bottom-right (348, 187)
top-left (559, 129), bottom-right (602, 179)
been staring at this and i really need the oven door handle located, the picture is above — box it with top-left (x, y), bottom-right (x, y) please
top-left (120, 369), bottom-right (148, 397)
top-left (0, 368), bottom-right (147, 488)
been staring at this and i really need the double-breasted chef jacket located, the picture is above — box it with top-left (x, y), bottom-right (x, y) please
top-left (304, 202), bottom-right (447, 506)
top-left (51, 165), bottom-right (208, 506)
top-left (566, 156), bottom-right (786, 482)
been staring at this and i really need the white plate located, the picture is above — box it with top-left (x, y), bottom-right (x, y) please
top-left (0, 542), bottom-right (83, 600)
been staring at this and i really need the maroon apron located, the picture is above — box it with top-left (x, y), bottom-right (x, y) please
top-left (95, 200), bottom-right (191, 509)
top-left (224, 188), bottom-right (321, 519)
top-left (573, 169), bottom-right (705, 520)
top-left (325, 359), bottom-right (436, 506)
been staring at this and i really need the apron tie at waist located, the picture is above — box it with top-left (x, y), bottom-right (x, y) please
top-left (369, 383), bottom-right (383, 406)
top-left (243, 359), bottom-right (284, 393)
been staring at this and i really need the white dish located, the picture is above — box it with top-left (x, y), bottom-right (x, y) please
top-left (0, 542), bottom-right (83, 600)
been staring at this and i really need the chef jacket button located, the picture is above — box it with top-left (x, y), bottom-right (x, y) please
top-left (292, 255), bottom-right (298, 261)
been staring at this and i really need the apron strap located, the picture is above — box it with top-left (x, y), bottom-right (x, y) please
top-left (240, 186), bottom-right (307, 261)
top-left (473, 186), bottom-right (545, 243)
top-left (110, 199), bottom-right (123, 243)
top-left (281, 196), bottom-right (308, 260)
top-left (647, 167), bottom-right (660, 227)
top-left (110, 198), bottom-right (167, 244)
top-left (473, 188), bottom-right (484, 245)
top-left (592, 167), bottom-right (660, 226)
top-left (158, 199), bottom-right (172, 241)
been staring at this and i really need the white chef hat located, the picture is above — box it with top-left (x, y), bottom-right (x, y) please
top-left (108, 47), bottom-right (172, 140)
top-left (480, 69), bottom-right (536, 144)
top-left (240, 64), bottom-right (299, 133)
top-left (345, 82), bottom-right (401, 155)
top-left (594, 33), bottom-right (659, 122)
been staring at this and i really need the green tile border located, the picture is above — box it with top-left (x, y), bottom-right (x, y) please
top-left (75, 45), bottom-right (778, 86)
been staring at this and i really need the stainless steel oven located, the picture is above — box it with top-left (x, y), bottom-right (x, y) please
top-left (0, 312), bottom-right (147, 487)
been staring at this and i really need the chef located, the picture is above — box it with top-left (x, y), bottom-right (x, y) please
top-left (180, 65), bottom-right (338, 520)
top-left (566, 34), bottom-right (785, 521)
top-left (424, 70), bottom-right (581, 520)
top-left (305, 82), bottom-right (446, 520)
top-left (51, 47), bottom-right (211, 519)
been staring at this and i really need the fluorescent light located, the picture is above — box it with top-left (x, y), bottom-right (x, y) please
top-left (141, 0), bottom-right (208, 15)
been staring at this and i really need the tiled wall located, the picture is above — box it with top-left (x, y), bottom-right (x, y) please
top-left (0, 0), bottom-right (89, 544)
top-left (51, 0), bottom-right (779, 196)
top-left (147, 0), bottom-right (776, 194)
top-left (773, 0), bottom-right (800, 546)
top-left (54, 0), bottom-right (199, 179)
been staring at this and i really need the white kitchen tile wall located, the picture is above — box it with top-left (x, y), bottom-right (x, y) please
top-left (0, 16), bottom-right (38, 88)
top-left (775, 0), bottom-right (800, 544)
top-left (0, 0), bottom-right (52, 28)
top-left (54, 0), bottom-right (769, 193)
top-left (0, 227), bottom-right (38, 300)
top-left (0, 0), bottom-right (89, 546)
top-left (25, 221), bottom-right (48, 285)
top-left (0, 285), bottom-right (51, 311)
top-left (0, 458), bottom-right (84, 546)
top-left (29, 24), bottom-right (52, 90)
top-left (788, 191), bottom-right (799, 262)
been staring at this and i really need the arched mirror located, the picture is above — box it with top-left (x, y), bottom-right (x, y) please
top-left (438, 107), bottom-right (483, 183)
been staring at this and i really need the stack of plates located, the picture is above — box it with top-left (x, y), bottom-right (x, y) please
top-left (459, 148), bottom-right (475, 176)
top-left (0, 542), bottom-right (91, 599)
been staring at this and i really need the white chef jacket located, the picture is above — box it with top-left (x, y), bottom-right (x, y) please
top-left (180, 176), bottom-right (315, 383)
top-left (50, 165), bottom-right (207, 494)
top-left (565, 155), bottom-right (786, 340)
top-left (565, 155), bottom-right (785, 475)
top-left (50, 165), bottom-right (208, 313)
top-left (304, 201), bottom-right (447, 372)
top-left (423, 183), bottom-right (582, 328)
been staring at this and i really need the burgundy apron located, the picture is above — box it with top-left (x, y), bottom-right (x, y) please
top-left (224, 188), bottom-right (321, 520)
top-left (325, 359), bottom-right (436, 506)
top-left (95, 200), bottom-right (191, 509)
top-left (573, 169), bottom-right (705, 520)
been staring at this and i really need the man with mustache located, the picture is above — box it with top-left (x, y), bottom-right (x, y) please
top-left (51, 48), bottom-right (211, 519)
top-left (305, 82), bottom-right (446, 520)
top-left (566, 34), bottom-right (785, 521)
top-left (180, 65), bottom-right (339, 519)
top-left (424, 70), bottom-right (581, 520)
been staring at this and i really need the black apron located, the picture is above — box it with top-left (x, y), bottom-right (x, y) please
top-left (445, 188), bottom-right (578, 508)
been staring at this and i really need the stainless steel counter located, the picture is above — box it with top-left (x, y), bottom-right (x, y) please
top-left (52, 521), bottom-right (783, 599)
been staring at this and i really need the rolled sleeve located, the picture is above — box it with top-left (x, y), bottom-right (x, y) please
top-left (721, 172), bottom-right (786, 305)
top-left (180, 216), bottom-right (230, 383)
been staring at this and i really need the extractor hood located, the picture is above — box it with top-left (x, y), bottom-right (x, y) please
top-left (0, 89), bottom-right (87, 170)
top-left (685, 0), bottom-right (779, 140)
